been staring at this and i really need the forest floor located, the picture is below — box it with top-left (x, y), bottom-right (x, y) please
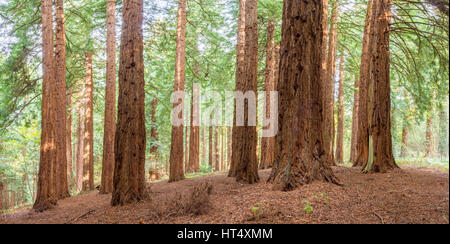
top-left (0, 166), bottom-right (448, 224)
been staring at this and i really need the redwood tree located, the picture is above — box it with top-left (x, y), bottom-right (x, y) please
top-left (335, 54), bottom-right (345, 164)
top-left (100, 0), bottom-right (117, 194)
top-left (169, 0), bottom-right (187, 182)
top-left (34, 0), bottom-right (57, 212)
top-left (268, 0), bottom-right (340, 191)
top-left (54, 0), bottom-right (70, 199)
top-left (323, 0), bottom-right (339, 166)
top-left (111, 0), bottom-right (146, 206)
top-left (353, 0), bottom-right (373, 167)
top-left (82, 52), bottom-right (94, 191)
top-left (76, 95), bottom-right (85, 193)
top-left (362, 0), bottom-right (399, 173)
top-left (259, 20), bottom-right (276, 170)
top-left (350, 76), bottom-right (360, 163)
top-left (230, 0), bottom-right (259, 184)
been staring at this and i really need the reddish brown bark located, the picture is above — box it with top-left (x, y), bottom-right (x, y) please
top-left (54, 0), bottom-right (70, 199)
top-left (227, 126), bottom-right (232, 171)
top-left (34, 0), bottom-right (57, 212)
top-left (269, 0), bottom-right (340, 191)
top-left (209, 126), bottom-right (213, 167)
top-left (259, 20), bottom-right (276, 170)
top-left (231, 0), bottom-right (259, 184)
top-left (335, 54), bottom-right (345, 164)
top-left (111, 0), bottom-right (146, 206)
top-left (350, 76), bottom-right (360, 163)
top-left (214, 126), bottom-right (220, 171)
top-left (100, 0), bottom-right (117, 194)
top-left (150, 99), bottom-right (159, 154)
top-left (66, 87), bottom-right (73, 190)
top-left (82, 52), bottom-right (94, 191)
top-left (229, 0), bottom-right (246, 177)
top-left (169, 0), bottom-right (187, 182)
top-left (362, 0), bottom-right (398, 173)
top-left (324, 0), bottom-right (339, 166)
top-left (75, 95), bottom-right (85, 193)
top-left (354, 0), bottom-right (374, 167)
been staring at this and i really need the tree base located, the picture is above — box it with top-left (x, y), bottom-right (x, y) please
top-left (33, 199), bottom-right (54, 212)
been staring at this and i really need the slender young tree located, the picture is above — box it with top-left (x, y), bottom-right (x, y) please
top-left (150, 99), bottom-right (159, 155)
top-left (324, 0), bottom-right (339, 166)
top-left (111, 0), bottom-right (146, 206)
top-left (54, 0), bottom-right (70, 199)
top-left (400, 113), bottom-right (409, 158)
top-left (231, 0), bottom-right (259, 184)
top-left (100, 0), bottom-right (117, 194)
top-left (34, 0), bottom-right (57, 212)
top-left (208, 125), bottom-right (213, 167)
top-left (260, 20), bottom-right (276, 170)
top-left (425, 108), bottom-right (434, 157)
top-left (350, 76), bottom-right (360, 163)
top-left (335, 54), bottom-right (345, 164)
top-left (82, 52), bottom-right (94, 191)
top-left (76, 92), bottom-right (85, 193)
top-left (268, 0), bottom-right (340, 191)
top-left (169, 0), bottom-right (187, 182)
top-left (362, 0), bottom-right (399, 173)
top-left (354, 0), bottom-right (374, 167)
top-left (214, 126), bottom-right (220, 171)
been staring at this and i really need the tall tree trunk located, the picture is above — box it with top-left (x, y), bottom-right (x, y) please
top-left (425, 109), bottom-right (434, 157)
top-left (82, 52), bottom-right (94, 191)
top-left (34, 0), bottom-right (57, 212)
top-left (260, 20), bottom-right (275, 170)
top-left (350, 76), bottom-right (359, 163)
top-left (184, 125), bottom-right (189, 173)
top-left (362, 0), bottom-right (398, 173)
top-left (269, 0), bottom-right (340, 191)
top-left (0, 176), bottom-right (4, 210)
top-left (169, 0), bottom-right (187, 182)
top-left (111, 0), bottom-right (146, 206)
top-left (100, 0), bottom-right (117, 194)
top-left (66, 87), bottom-right (73, 190)
top-left (54, 0), bottom-right (70, 199)
top-left (438, 106), bottom-right (448, 158)
top-left (201, 126), bottom-right (207, 166)
top-left (231, 0), bottom-right (259, 184)
top-left (227, 126), bottom-right (232, 171)
top-left (229, 0), bottom-right (246, 177)
top-left (335, 54), bottom-right (345, 164)
top-left (354, 0), bottom-right (374, 167)
top-left (221, 127), bottom-right (225, 171)
top-left (324, 0), bottom-right (339, 166)
top-left (400, 114), bottom-right (409, 158)
top-left (76, 96), bottom-right (85, 193)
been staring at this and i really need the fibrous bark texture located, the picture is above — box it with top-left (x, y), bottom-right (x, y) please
top-left (111, 0), bottom-right (146, 206)
top-left (269, 0), bottom-right (340, 191)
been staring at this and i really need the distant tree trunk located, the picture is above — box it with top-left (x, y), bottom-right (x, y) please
top-left (66, 87), bottom-right (73, 190)
top-left (169, 0), bottom-right (187, 182)
top-left (350, 76), bottom-right (359, 163)
top-left (231, 0), bottom-right (259, 184)
top-left (150, 99), bottom-right (159, 154)
top-left (227, 126), bottom-right (232, 171)
top-left (214, 126), bottom-right (220, 171)
top-left (335, 54), bottom-right (345, 164)
top-left (400, 114), bottom-right (409, 158)
top-left (269, 0), bottom-right (340, 191)
top-left (184, 125), bottom-right (189, 173)
top-left (0, 178), bottom-right (4, 210)
top-left (425, 110), bottom-right (434, 157)
top-left (209, 126), bottom-right (213, 167)
top-left (34, 0), bottom-right (57, 212)
top-left (260, 20), bottom-right (275, 170)
top-left (362, 0), bottom-right (398, 173)
top-left (324, 0), bottom-right (339, 166)
top-left (76, 97), bottom-right (85, 193)
top-left (100, 0), bottom-right (117, 194)
top-left (221, 127), bottom-right (225, 171)
top-left (111, 0), bottom-right (146, 206)
top-left (438, 106), bottom-right (448, 158)
top-left (229, 0), bottom-right (246, 177)
top-left (82, 52), bottom-right (94, 191)
top-left (354, 0), bottom-right (373, 167)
